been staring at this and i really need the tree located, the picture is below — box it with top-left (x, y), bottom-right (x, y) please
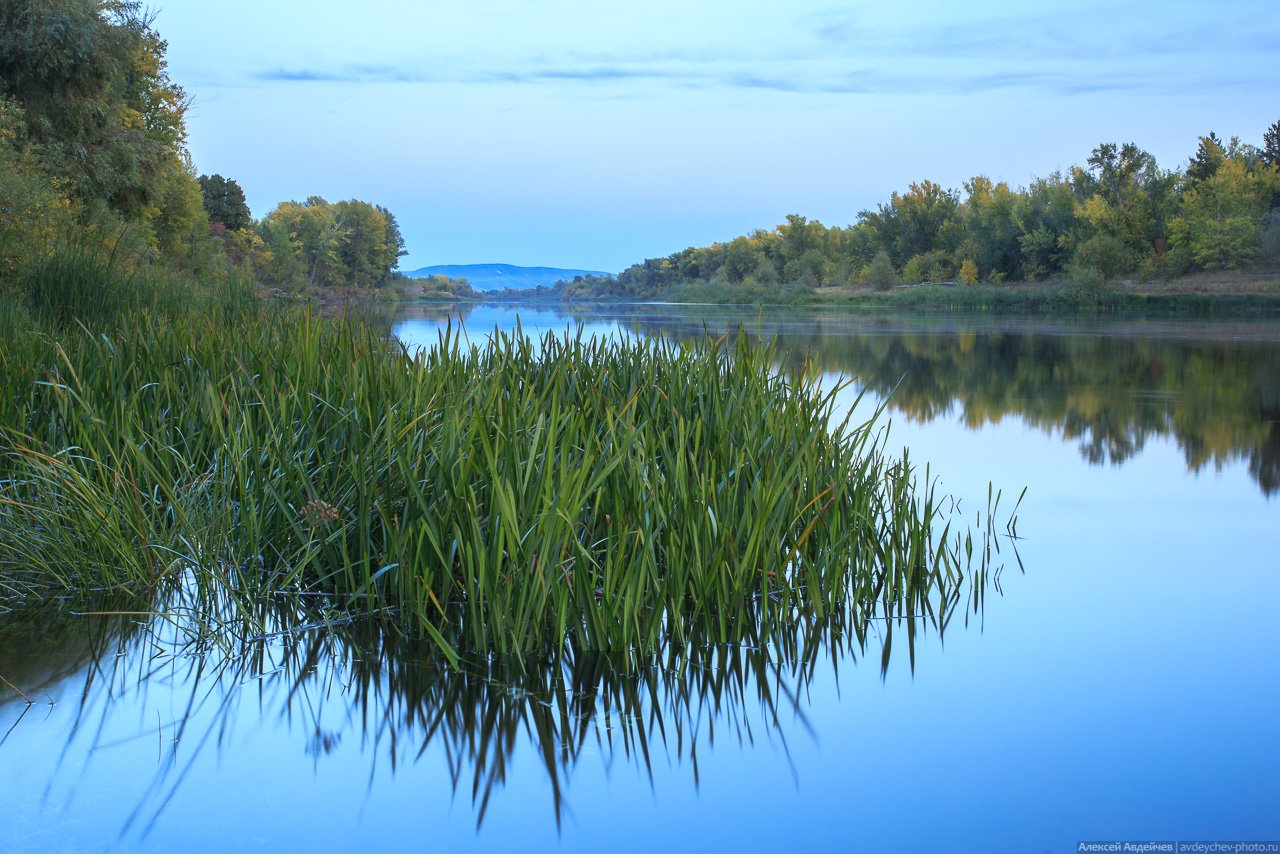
top-left (333, 200), bottom-right (392, 288)
top-left (1169, 156), bottom-right (1280, 271)
top-left (1186, 133), bottom-right (1226, 185)
top-left (959, 175), bottom-right (1021, 281)
top-left (867, 251), bottom-right (896, 290)
top-left (145, 155), bottom-right (211, 270)
top-left (1263, 118), bottom-right (1280, 169)
top-left (0, 0), bottom-right (190, 217)
top-left (1016, 173), bottom-right (1076, 279)
top-left (199, 174), bottom-right (251, 231)
top-left (858, 180), bottom-right (960, 267)
top-left (377, 205), bottom-right (407, 269)
top-left (1071, 142), bottom-right (1178, 273)
top-left (0, 97), bottom-right (75, 284)
top-left (258, 197), bottom-right (406, 290)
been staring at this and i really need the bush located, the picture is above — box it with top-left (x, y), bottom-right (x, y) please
top-left (867, 251), bottom-right (897, 290)
top-left (1073, 234), bottom-right (1130, 280)
top-left (1067, 263), bottom-right (1106, 294)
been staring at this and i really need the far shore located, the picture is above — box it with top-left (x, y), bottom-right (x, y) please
top-left (376, 269), bottom-right (1280, 316)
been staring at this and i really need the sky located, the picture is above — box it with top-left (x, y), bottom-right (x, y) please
top-left (156, 0), bottom-right (1280, 274)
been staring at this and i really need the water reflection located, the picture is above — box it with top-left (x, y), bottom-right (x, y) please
top-left (1, 520), bottom-right (1009, 843)
top-left (394, 303), bottom-right (1280, 495)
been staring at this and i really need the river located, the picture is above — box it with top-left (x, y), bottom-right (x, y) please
top-left (2, 302), bottom-right (1277, 852)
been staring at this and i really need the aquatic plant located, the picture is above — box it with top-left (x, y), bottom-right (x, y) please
top-left (0, 305), bottom-right (1011, 664)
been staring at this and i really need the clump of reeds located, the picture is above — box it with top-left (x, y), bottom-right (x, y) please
top-left (1, 305), bottom-right (996, 663)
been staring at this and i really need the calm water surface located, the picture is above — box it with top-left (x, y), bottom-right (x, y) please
top-left (3, 303), bottom-right (1277, 852)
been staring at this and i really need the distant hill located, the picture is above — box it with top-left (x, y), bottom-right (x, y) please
top-left (402, 263), bottom-right (611, 292)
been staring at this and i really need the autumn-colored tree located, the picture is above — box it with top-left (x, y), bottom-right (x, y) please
top-left (959, 176), bottom-right (1021, 281)
top-left (1169, 155), bottom-right (1280, 271)
top-left (1071, 142), bottom-right (1179, 274)
top-left (258, 198), bottom-right (405, 290)
top-left (0, 0), bottom-right (190, 217)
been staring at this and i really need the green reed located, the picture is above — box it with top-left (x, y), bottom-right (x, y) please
top-left (1, 301), bottom-right (1002, 663)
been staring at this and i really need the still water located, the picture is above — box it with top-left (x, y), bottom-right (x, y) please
top-left (3, 302), bottom-right (1277, 852)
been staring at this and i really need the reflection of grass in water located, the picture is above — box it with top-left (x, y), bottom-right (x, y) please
top-left (1, 305), bottom-right (1017, 664)
top-left (0, 586), bottom-right (156, 718)
top-left (18, 532), bottom-right (1013, 838)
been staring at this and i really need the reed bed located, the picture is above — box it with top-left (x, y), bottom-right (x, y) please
top-left (1, 298), bottom-right (997, 663)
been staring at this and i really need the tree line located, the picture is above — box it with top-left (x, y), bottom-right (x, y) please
top-left (1, 1), bottom-right (407, 294)
top-left (561, 125), bottom-right (1280, 300)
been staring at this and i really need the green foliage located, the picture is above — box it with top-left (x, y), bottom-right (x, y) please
top-left (1073, 233), bottom-right (1129, 280)
top-left (143, 155), bottom-right (213, 270)
top-left (1067, 264), bottom-right (1106, 294)
top-left (1262, 118), bottom-right (1280, 169)
top-left (21, 241), bottom-right (254, 326)
top-left (867, 250), bottom-right (896, 290)
top-left (900, 255), bottom-right (924, 285)
top-left (0, 306), bottom-right (983, 660)
top-left (1016, 173), bottom-right (1076, 280)
top-left (573, 119), bottom-right (1280, 304)
top-left (0, 98), bottom-right (76, 286)
top-left (1169, 151), bottom-right (1280, 272)
top-left (411, 273), bottom-right (477, 299)
top-left (862, 180), bottom-right (961, 264)
top-left (1186, 133), bottom-right (1227, 185)
top-left (1071, 142), bottom-right (1179, 272)
top-left (0, 0), bottom-right (190, 217)
top-left (199, 173), bottom-right (251, 231)
top-left (959, 176), bottom-right (1022, 280)
top-left (1260, 212), bottom-right (1280, 268)
top-left (258, 197), bottom-right (403, 290)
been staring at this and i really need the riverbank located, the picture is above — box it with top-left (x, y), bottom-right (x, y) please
top-left (808, 273), bottom-right (1280, 315)
top-left (432, 270), bottom-right (1280, 316)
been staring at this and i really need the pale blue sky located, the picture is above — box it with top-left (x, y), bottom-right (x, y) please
top-left (157, 0), bottom-right (1279, 272)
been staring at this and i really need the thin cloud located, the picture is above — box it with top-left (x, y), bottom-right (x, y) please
top-left (256, 65), bottom-right (431, 83)
top-left (249, 50), bottom-right (1274, 98)
top-left (259, 68), bottom-right (350, 82)
top-left (801, 3), bottom-right (1276, 65)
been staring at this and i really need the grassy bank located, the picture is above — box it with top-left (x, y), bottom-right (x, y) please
top-left (807, 272), bottom-right (1280, 314)
top-left (814, 287), bottom-right (1280, 315)
top-left (1, 254), bottom-right (1003, 663)
top-left (537, 270), bottom-right (1280, 315)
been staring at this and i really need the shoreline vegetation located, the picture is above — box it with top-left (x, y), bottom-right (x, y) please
top-left (442, 269), bottom-right (1280, 316)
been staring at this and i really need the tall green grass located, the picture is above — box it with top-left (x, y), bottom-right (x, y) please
top-left (21, 241), bottom-right (259, 328)
top-left (1, 296), bottom-right (1005, 663)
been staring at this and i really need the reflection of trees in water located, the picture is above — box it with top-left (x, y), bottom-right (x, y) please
top-left (625, 311), bottom-right (1280, 496)
top-left (1249, 406), bottom-right (1280, 494)
top-left (391, 301), bottom-right (478, 325)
